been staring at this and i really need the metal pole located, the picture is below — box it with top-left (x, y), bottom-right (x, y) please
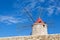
top-left (24, 8), bottom-right (35, 23)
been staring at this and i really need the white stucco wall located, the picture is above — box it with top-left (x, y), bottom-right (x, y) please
top-left (32, 23), bottom-right (48, 35)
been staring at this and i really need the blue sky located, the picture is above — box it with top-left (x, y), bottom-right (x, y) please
top-left (0, 0), bottom-right (60, 37)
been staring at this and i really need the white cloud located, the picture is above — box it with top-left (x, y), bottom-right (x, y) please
top-left (46, 6), bottom-right (60, 16)
top-left (55, 7), bottom-right (60, 15)
top-left (47, 7), bottom-right (54, 16)
top-left (38, 0), bottom-right (45, 2)
top-left (12, 0), bottom-right (60, 17)
top-left (0, 16), bottom-right (27, 25)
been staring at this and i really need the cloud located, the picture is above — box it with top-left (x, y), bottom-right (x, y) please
top-left (46, 6), bottom-right (55, 16)
top-left (12, 0), bottom-right (60, 17)
top-left (38, 0), bottom-right (45, 2)
top-left (46, 6), bottom-right (60, 16)
top-left (55, 7), bottom-right (60, 15)
top-left (0, 16), bottom-right (28, 25)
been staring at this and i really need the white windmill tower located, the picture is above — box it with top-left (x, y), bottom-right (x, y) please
top-left (32, 18), bottom-right (48, 35)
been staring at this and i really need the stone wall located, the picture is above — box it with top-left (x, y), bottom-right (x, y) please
top-left (0, 34), bottom-right (60, 40)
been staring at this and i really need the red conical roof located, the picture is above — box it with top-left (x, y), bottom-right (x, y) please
top-left (35, 18), bottom-right (44, 24)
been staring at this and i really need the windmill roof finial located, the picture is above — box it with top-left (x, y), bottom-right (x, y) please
top-left (35, 18), bottom-right (44, 24)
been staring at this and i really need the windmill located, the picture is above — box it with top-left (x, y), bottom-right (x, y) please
top-left (16, 7), bottom-right (54, 35)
